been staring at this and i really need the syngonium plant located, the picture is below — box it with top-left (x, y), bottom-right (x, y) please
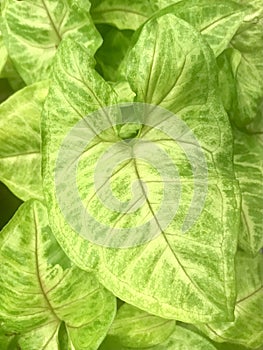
top-left (0, 0), bottom-right (262, 349)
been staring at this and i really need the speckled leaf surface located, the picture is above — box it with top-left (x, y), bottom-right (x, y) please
top-left (1, 0), bottom-right (101, 85)
top-left (198, 251), bottom-right (263, 349)
top-left (152, 0), bottom-right (245, 57)
top-left (0, 200), bottom-right (116, 350)
top-left (91, 0), bottom-right (245, 57)
top-left (43, 15), bottom-right (240, 324)
top-left (233, 128), bottom-right (263, 254)
top-left (108, 303), bottom-right (175, 348)
top-left (0, 81), bottom-right (49, 201)
top-left (227, 1), bottom-right (263, 126)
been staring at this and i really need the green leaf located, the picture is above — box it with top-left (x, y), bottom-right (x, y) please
top-left (228, 2), bottom-right (263, 126)
top-left (108, 303), bottom-right (175, 348)
top-left (0, 200), bottom-right (116, 350)
top-left (92, 0), bottom-right (245, 57)
top-left (0, 81), bottom-right (49, 201)
top-left (91, 0), bottom-right (157, 30)
top-left (43, 16), bottom-right (240, 324)
top-left (157, 326), bottom-right (217, 350)
top-left (1, 0), bottom-right (101, 85)
top-left (0, 332), bottom-right (18, 350)
top-left (0, 57), bottom-right (25, 91)
top-left (214, 342), bottom-right (260, 350)
top-left (58, 322), bottom-right (70, 350)
top-left (217, 48), bottom-right (241, 113)
top-left (0, 182), bottom-right (22, 230)
top-left (0, 27), bottom-right (25, 91)
top-left (153, 0), bottom-right (245, 57)
top-left (42, 37), bottom-right (119, 267)
top-left (198, 251), bottom-right (263, 349)
top-left (100, 326), bottom-right (218, 350)
top-left (0, 31), bottom-right (8, 74)
top-left (0, 78), bottom-right (13, 103)
top-left (233, 127), bottom-right (263, 254)
top-left (111, 81), bottom-right (136, 103)
top-left (95, 25), bottom-right (133, 81)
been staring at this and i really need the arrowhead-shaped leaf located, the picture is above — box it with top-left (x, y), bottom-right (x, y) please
top-left (0, 81), bottom-right (49, 201)
top-left (1, 0), bottom-right (101, 85)
top-left (42, 14), bottom-right (240, 324)
top-left (0, 200), bottom-right (116, 350)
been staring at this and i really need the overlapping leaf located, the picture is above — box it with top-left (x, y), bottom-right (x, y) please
top-left (0, 81), bottom-right (49, 201)
top-left (95, 25), bottom-right (133, 81)
top-left (233, 127), bottom-right (263, 254)
top-left (99, 325), bottom-right (217, 350)
top-left (151, 0), bottom-right (245, 57)
top-left (43, 14), bottom-right (240, 324)
top-left (224, 0), bottom-right (263, 126)
top-left (197, 251), bottom-right (263, 349)
top-left (0, 332), bottom-right (17, 350)
top-left (92, 0), bottom-right (245, 57)
top-left (217, 48), bottom-right (241, 113)
top-left (0, 31), bottom-right (7, 74)
top-left (0, 200), bottom-right (116, 350)
top-left (1, 0), bottom-right (101, 84)
top-left (108, 303), bottom-right (175, 348)
top-left (0, 0), bottom-right (261, 348)
top-left (91, 0), bottom-right (158, 30)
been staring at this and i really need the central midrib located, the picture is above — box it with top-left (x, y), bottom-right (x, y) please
top-left (131, 154), bottom-right (213, 302)
top-left (41, 0), bottom-right (62, 43)
top-left (33, 208), bottom-right (60, 323)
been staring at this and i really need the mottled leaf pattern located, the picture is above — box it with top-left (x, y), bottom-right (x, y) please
top-left (227, 0), bottom-right (263, 126)
top-left (0, 81), bottom-right (49, 201)
top-left (198, 251), bottom-right (263, 349)
top-left (92, 0), bottom-right (245, 57)
top-left (1, 0), bottom-right (101, 84)
top-left (43, 16), bottom-right (240, 324)
top-left (0, 200), bottom-right (116, 350)
top-left (153, 0), bottom-right (245, 57)
top-left (0, 0), bottom-right (262, 347)
top-left (233, 127), bottom-right (263, 254)
top-left (42, 37), bottom-right (118, 270)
